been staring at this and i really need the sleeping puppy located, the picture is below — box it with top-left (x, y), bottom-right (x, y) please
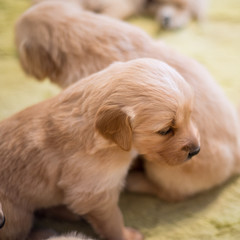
top-left (146, 0), bottom-right (208, 29)
top-left (33, 0), bottom-right (145, 19)
top-left (15, 2), bottom-right (240, 202)
top-left (0, 58), bottom-right (197, 239)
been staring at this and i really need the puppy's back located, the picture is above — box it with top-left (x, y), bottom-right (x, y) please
top-left (15, 1), bottom-right (152, 87)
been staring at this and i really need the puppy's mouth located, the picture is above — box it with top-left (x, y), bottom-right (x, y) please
top-left (155, 151), bottom-right (195, 166)
top-left (157, 154), bottom-right (188, 166)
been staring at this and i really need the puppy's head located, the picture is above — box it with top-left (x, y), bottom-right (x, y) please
top-left (95, 59), bottom-right (200, 165)
top-left (147, 0), bottom-right (206, 29)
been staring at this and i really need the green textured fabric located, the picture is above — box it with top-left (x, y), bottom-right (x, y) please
top-left (0, 0), bottom-right (240, 239)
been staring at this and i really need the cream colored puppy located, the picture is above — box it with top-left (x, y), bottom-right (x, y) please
top-left (0, 58), bottom-right (197, 240)
top-left (15, 2), bottom-right (240, 201)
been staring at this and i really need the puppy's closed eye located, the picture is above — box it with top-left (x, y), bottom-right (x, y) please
top-left (156, 127), bottom-right (173, 136)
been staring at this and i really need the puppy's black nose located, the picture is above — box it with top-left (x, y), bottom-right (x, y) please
top-left (188, 146), bottom-right (200, 159)
top-left (162, 16), bottom-right (171, 28)
top-left (0, 215), bottom-right (5, 228)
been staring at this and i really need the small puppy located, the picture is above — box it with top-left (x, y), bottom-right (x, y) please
top-left (0, 58), bottom-right (196, 240)
top-left (146, 0), bottom-right (208, 29)
top-left (15, 2), bottom-right (240, 202)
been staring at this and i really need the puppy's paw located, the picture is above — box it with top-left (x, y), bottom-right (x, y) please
top-left (123, 227), bottom-right (143, 240)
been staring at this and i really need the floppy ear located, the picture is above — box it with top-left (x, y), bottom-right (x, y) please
top-left (15, 20), bottom-right (66, 81)
top-left (95, 104), bottom-right (132, 151)
top-left (17, 40), bottom-right (62, 80)
top-left (190, 0), bottom-right (207, 20)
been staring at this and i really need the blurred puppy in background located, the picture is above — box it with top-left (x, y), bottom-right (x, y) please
top-left (0, 58), bottom-right (196, 240)
top-left (146, 0), bottom-right (208, 29)
top-left (15, 2), bottom-right (240, 202)
top-left (32, 0), bottom-right (207, 29)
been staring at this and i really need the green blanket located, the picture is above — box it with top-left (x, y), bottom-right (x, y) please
top-left (0, 0), bottom-right (240, 239)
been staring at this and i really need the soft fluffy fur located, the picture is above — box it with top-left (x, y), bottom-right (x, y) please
top-left (33, 0), bottom-right (145, 20)
top-left (146, 0), bottom-right (208, 29)
top-left (0, 58), bottom-right (196, 239)
top-left (32, 0), bottom-right (207, 29)
top-left (15, 2), bottom-right (240, 202)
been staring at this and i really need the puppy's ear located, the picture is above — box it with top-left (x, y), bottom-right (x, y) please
top-left (190, 0), bottom-right (207, 20)
top-left (95, 104), bottom-right (132, 151)
top-left (16, 40), bottom-right (62, 80)
top-left (15, 20), bottom-right (66, 81)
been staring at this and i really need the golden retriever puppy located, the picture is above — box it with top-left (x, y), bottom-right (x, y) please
top-left (33, 0), bottom-right (145, 19)
top-left (15, 2), bottom-right (240, 202)
top-left (146, 0), bottom-right (208, 29)
top-left (0, 58), bottom-right (197, 240)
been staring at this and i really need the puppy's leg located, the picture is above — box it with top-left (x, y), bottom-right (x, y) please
top-left (126, 171), bottom-right (186, 202)
top-left (126, 171), bottom-right (158, 196)
top-left (85, 204), bottom-right (143, 240)
top-left (0, 196), bottom-right (33, 240)
top-left (65, 192), bottom-right (143, 240)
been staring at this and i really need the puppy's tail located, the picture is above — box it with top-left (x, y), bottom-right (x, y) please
top-left (0, 202), bottom-right (5, 229)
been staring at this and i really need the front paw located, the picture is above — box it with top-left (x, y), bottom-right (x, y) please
top-left (123, 227), bottom-right (143, 240)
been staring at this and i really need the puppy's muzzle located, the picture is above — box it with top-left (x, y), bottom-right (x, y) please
top-left (162, 16), bottom-right (171, 28)
top-left (188, 146), bottom-right (200, 159)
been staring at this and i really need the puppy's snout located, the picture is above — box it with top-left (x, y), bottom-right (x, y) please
top-left (182, 142), bottom-right (200, 160)
top-left (188, 146), bottom-right (200, 159)
top-left (162, 16), bottom-right (171, 28)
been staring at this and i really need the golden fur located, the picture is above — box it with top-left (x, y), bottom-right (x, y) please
top-left (0, 58), bottom-right (195, 239)
top-left (33, 0), bottom-right (145, 20)
top-left (146, 0), bottom-right (208, 29)
top-left (32, 0), bottom-right (207, 29)
top-left (15, 2), bottom-right (240, 201)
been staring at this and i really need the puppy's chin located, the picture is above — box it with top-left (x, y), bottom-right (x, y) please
top-left (144, 152), bottom-right (190, 166)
